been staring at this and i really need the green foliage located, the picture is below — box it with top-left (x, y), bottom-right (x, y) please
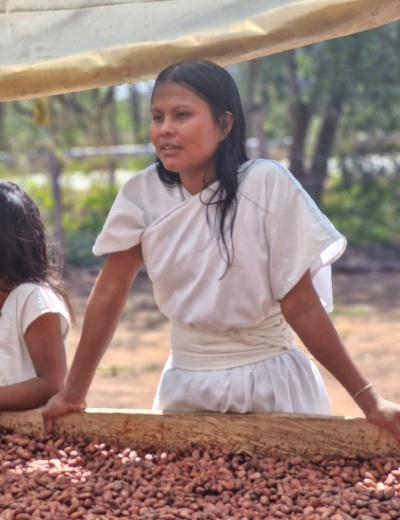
top-left (64, 157), bottom-right (114, 175)
top-left (248, 22), bottom-right (400, 180)
top-left (9, 164), bottom-right (400, 268)
top-left (5, 101), bottom-right (38, 152)
top-left (63, 155), bottom-right (153, 176)
top-left (12, 174), bottom-right (121, 267)
top-left (15, 177), bottom-right (55, 225)
top-left (0, 161), bottom-right (16, 178)
top-left (125, 155), bottom-right (154, 172)
top-left (323, 175), bottom-right (400, 244)
top-left (63, 182), bottom-right (119, 266)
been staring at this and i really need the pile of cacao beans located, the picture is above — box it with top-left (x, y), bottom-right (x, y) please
top-left (1, 428), bottom-right (400, 519)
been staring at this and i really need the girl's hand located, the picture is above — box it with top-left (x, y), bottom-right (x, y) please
top-left (42, 391), bottom-right (86, 434)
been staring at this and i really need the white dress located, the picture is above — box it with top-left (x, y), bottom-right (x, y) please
top-left (0, 283), bottom-right (71, 387)
top-left (93, 159), bottom-right (347, 415)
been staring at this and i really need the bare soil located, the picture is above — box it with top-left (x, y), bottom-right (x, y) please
top-left (64, 249), bottom-right (400, 418)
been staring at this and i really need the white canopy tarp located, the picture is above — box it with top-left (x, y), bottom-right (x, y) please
top-left (0, 0), bottom-right (399, 101)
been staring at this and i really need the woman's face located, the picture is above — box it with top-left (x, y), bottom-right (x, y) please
top-left (149, 81), bottom-right (228, 193)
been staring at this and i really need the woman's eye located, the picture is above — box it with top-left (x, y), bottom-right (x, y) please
top-left (177, 112), bottom-right (189, 118)
top-left (151, 114), bottom-right (162, 122)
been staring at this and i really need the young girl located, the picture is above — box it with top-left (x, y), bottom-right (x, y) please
top-left (0, 181), bottom-right (72, 411)
top-left (43, 59), bottom-right (400, 440)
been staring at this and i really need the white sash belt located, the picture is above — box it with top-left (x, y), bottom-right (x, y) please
top-left (170, 314), bottom-right (296, 370)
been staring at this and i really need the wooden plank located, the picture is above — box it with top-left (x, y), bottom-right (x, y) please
top-left (1, 409), bottom-right (399, 457)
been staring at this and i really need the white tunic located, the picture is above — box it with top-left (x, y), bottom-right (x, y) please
top-left (93, 159), bottom-right (347, 414)
top-left (0, 283), bottom-right (71, 387)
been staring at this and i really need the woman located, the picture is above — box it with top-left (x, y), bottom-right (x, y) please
top-left (43, 59), bottom-right (400, 440)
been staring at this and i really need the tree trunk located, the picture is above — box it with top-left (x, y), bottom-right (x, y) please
top-left (107, 88), bottom-right (119, 185)
top-left (308, 96), bottom-right (343, 204)
top-left (108, 87), bottom-right (120, 146)
top-left (286, 50), bottom-right (311, 183)
top-left (83, 88), bottom-right (114, 146)
top-left (129, 84), bottom-right (142, 143)
top-left (46, 148), bottom-right (65, 271)
top-left (244, 59), bottom-right (267, 158)
top-left (0, 103), bottom-right (6, 148)
top-left (288, 100), bottom-right (310, 183)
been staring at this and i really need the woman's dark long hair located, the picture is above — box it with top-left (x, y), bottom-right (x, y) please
top-left (0, 181), bottom-right (73, 319)
top-left (152, 59), bottom-right (250, 271)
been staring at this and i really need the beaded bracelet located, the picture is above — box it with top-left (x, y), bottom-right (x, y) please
top-left (352, 383), bottom-right (372, 399)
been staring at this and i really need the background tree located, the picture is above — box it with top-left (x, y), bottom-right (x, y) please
top-left (250, 22), bottom-right (400, 204)
top-left (52, 88), bottom-right (119, 147)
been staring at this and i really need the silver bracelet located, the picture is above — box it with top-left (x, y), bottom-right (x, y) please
top-left (352, 383), bottom-right (372, 399)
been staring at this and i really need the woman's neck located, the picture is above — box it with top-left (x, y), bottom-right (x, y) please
top-left (180, 171), bottom-right (217, 195)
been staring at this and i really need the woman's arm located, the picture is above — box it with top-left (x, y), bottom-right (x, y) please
top-left (279, 269), bottom-right (400, 440)
top-left (42, 244), bottom-right (144, 431)
top-left (0, 312), bottom-right (67, 411)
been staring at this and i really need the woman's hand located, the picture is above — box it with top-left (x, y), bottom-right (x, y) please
top-left (280, 269), bottom-right (400, 442)
top-left (355, 389), bottom-right (400, 442)
top-left (41, 245), bottom-right (144, 434)
top-left (42, 391), bottom-right (86, 433)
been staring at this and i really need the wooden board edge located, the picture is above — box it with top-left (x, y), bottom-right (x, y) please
top-left (1, 409), bottom-right (399, 457)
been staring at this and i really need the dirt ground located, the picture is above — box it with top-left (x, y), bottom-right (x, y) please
top-left (64, 251), bottom-right (400, 418)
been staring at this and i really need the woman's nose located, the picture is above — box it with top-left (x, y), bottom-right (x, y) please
top-left (159, 117), bottom-right (174, 134)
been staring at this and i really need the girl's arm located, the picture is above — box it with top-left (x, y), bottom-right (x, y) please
top-left (42, 244), bottom-right (144, 431)
top-left (0, 312), bottom-right (67, 411)
top-left (279, 269), bottom-right (400, 441)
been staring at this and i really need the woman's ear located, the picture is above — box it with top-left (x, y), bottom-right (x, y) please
top-left (220, 111), bottom-right (234, 140)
